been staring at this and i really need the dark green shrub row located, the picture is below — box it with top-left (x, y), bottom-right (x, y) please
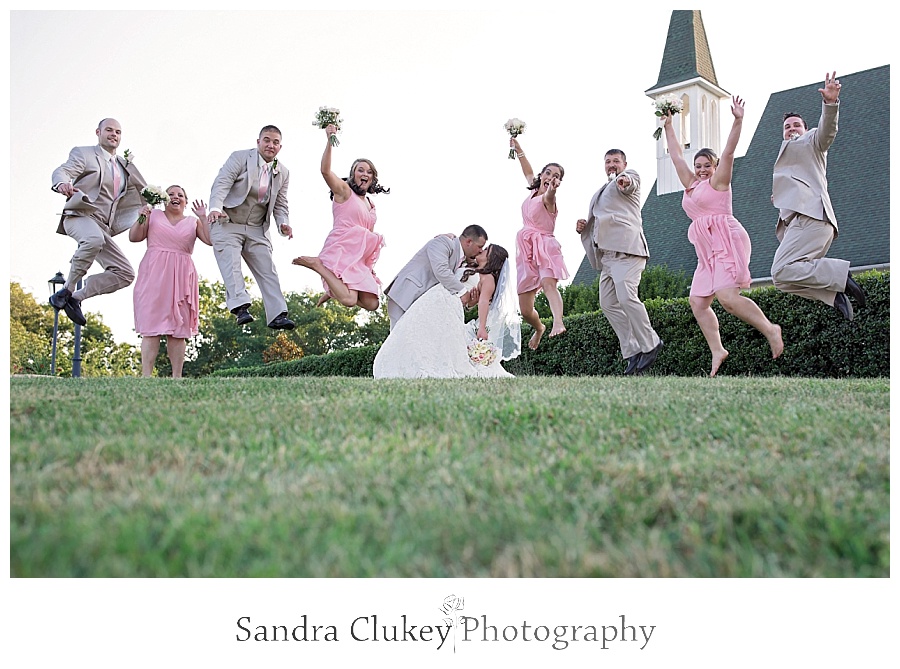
top-left (507, 269), bottom-right (889, 378)
top-left (213, 344), bottom-right (379, 378)
top-left (215, 271), bottom-right (888, 378)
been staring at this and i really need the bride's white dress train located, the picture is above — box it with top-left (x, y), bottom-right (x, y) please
top-left (373, 270), bottom-right (520, 379)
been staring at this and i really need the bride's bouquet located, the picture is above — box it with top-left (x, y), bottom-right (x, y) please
top-left (313, 106), bottom-right (343, 146)
top-left (652, 94), bottom-right (684, 140)
top-left (504, 118), bottom-right (526, 159)
top-left (137, 185), bottom-right (169, 225)
top-left (467, 339), bottom-right (498, 367)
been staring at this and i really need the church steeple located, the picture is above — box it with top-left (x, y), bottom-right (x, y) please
top-left (646, 10), bottom-right (729, 196)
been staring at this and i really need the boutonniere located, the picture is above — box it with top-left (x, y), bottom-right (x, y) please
top-left (123, 149), bottom-right (134, 166)
top-left (271, 158), bottom-right (279, 175)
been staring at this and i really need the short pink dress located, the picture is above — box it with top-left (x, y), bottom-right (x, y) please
top-left (515, 193), bottom-right (569, 293)
top-left (682, 179), bottom-right (752, 297)
top-left (133, 209), bottom-right (200, 339)
top-left (318, 194), bottom-right (384, 297)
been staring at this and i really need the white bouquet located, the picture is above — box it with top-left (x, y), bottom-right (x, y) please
top-left (652, 94), bottom-right (684, 140)
top-left (504, 118), bottom-right (526, 159)
top-left (137, 185), bottom-right (169, 225)
top-left (467, 339), bottom-right (498, 367)
top-left (313, 106), bottom-right (343, 147)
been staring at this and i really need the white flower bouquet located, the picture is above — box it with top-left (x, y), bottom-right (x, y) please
top-left (467, 339), bottom-right (498, 367)
top-left (313, 106), bottom-right (343, 147)
top-left (652, 94), bottom-right (684, 140)
top-left (137, 185), bottom-right (169, 225)
top-left (504, 118), bottom-right (526, 159)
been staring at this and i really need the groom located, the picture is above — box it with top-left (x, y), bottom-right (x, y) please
top-left (384, 225), bottom-right (488, 329)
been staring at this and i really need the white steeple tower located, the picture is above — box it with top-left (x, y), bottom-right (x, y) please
top-left (645, 11), bottom-right (730, 196)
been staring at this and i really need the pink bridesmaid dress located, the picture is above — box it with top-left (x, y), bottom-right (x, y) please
top-left (515, 193), bottom-right (569, 293)
top-left (132, 209), bottom-right (200, 338)
top-left (318, 195), bottom-right (384, 297)
top-left (681, 180), bottom-right (752, 297)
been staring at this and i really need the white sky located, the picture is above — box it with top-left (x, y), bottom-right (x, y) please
top-left (8, 7), bottom-right (893, 345)
top-left (3, 6), bottom-right (897, 665)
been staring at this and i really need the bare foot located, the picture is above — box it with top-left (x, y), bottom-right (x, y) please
top-left (549, 324), bottom-right (567, 337)
top-left (710, 349), bottom-right (729, 377)
top-left (316, 294), bottom-right (331, 307)
top-left (528, 322), bottom-right (546, 350)
top-left (767, 324), bottom-right (784, 359)
top-left (292, 255), bottom-right (322, 270)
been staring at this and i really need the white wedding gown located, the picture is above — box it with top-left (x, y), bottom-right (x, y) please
top-left (373, 272), bottom-right (515, 379)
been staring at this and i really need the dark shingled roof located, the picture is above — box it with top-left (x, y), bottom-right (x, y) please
top-left (646, 10), bottom-right (719, 93)
top-left (573, 64), bottom-right (890, 286)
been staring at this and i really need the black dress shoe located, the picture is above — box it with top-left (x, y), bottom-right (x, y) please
top-left (624, 354), bottom-right (640, 376)
top-left (232, 304), bottom-right (254, 325)
top-left (268, 313), bottom-right (295, 330)
top-left (49, 287), bottom-right (71, 311)
top-left (844, 274), bottom-right (866, 308)
top-left (635, 339), bottom-right (664, 375)
top-left (63, 295), bottom-right (86, 327)
top-left (833, 292), bottom-right (854, 321)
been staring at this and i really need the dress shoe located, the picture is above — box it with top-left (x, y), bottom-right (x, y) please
top-left (268, 312), bottom-right (296, 330)
top-left (833, 292), bottom-right (854, 321)
top-left (49, 287), bottom-right (71, 311)
top-left (624, 354), bottom-right (640, 376)
top-left (635, 339), bottom-right (664, 375)
top-left (232, 304), bottom-right (254, 326)
top-left (844, 274), bottom-right (866, 308)
top-left (50, 287), bottom-right (87, 326)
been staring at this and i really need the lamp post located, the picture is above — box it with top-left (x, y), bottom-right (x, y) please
top-left (47, 272), bottom-right (66, 376)
top-left (72, 278), bottom-right (83, 378)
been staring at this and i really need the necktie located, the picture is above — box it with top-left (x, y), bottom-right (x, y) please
top-left (111, 158), bottom-right (121, 197)
top-left (258, 163), bottom-right (269, 203)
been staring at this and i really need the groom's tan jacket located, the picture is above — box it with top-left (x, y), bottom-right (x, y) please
top-left (384, 235), bottom-right (465, 311)
top-left (579, 168), bottom-right (648, 269)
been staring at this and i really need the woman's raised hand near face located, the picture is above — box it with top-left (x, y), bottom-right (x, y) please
top-left (191, 199), bottom-right (208, 220)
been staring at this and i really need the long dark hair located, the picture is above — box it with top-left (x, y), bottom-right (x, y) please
top-left (527, 162), bottom-right (565, 191)
top-left (462, 244), bottom-right (509, 298)
top-left (329, 158), bottom-right (391, 200)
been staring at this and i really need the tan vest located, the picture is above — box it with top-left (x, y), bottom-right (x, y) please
top-left (224, 176), bottom-right (269, 226)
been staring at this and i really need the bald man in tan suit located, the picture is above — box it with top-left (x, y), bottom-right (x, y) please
top-left (50, 118), bottom-right (148, 326)
top-left (577, 149), bottom-right (663, 375)
top-left (771, 72), bottom-right (866, 321)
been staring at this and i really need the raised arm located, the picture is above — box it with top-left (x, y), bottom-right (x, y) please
top-left (510, 137), bottom-right (535, 185)
top-left (711, 96), bottom-right (743, 191)
top-left (192, 200), bottom-right (212, 246)
top-left (662, 113), bottom-right (695, 189)
top-left (321, 124), bottom-right (351, 203)
top-left (542, 175), bottom-right (559, 214)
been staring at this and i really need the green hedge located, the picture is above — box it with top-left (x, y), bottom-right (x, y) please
top-left (215, 270), bottom-right (888, 378)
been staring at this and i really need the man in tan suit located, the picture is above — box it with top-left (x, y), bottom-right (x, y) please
top-left (577, 149), bottom-right (662, 375)
top-left (208, 125), bottom-right (295, 329)
top-left (771, 71), bottom-right (865, 320)
top-left (50, 118), bottom-right (148, 326)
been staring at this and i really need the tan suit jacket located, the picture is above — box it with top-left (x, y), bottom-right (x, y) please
top-left (772, 101), bottom-right (839, 240)
top-left (580, 169), bottom-right (648, 269)
top-left (384, 235), bottom-right (465, 311)
top-left (209, 149), bottom-right (290, 237)
top-left (51, 146), bottom-right (147, 236)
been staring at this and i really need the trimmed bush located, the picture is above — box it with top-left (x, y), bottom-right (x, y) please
top-left (216, 271), bottom-right (888, 378)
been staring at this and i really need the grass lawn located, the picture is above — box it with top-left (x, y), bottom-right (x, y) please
top-left (9, 375), bottom-right (889, 577)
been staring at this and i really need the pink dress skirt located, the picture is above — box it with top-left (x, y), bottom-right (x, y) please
top-left (318, 194), bottom-right (384, 297)
top-left (132, 209), bottom-right (200, 338)
top-left (682, 180), bottom-right (752, 297)
top-left (515, 193), bottom-right (569, 293)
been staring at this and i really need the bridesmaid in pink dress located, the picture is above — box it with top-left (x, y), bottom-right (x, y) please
top-left (509, 137), bottom-right (569, 349)
top-left (662, 96), bottom-right (783, 376)
top-left (130, 186), bottom-right (211, 378)
top-left (293, 123), bottom-right (389, 312)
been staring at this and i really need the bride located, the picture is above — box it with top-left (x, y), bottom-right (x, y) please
top-left (373, 244), bottom-right (521, 378)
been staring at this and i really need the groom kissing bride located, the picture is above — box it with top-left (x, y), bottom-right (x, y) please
top-left (374, 225), bottom-right (521, 378)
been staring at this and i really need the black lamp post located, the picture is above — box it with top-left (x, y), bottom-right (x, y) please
top-left (47, 272), bottom-right (66, 376)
